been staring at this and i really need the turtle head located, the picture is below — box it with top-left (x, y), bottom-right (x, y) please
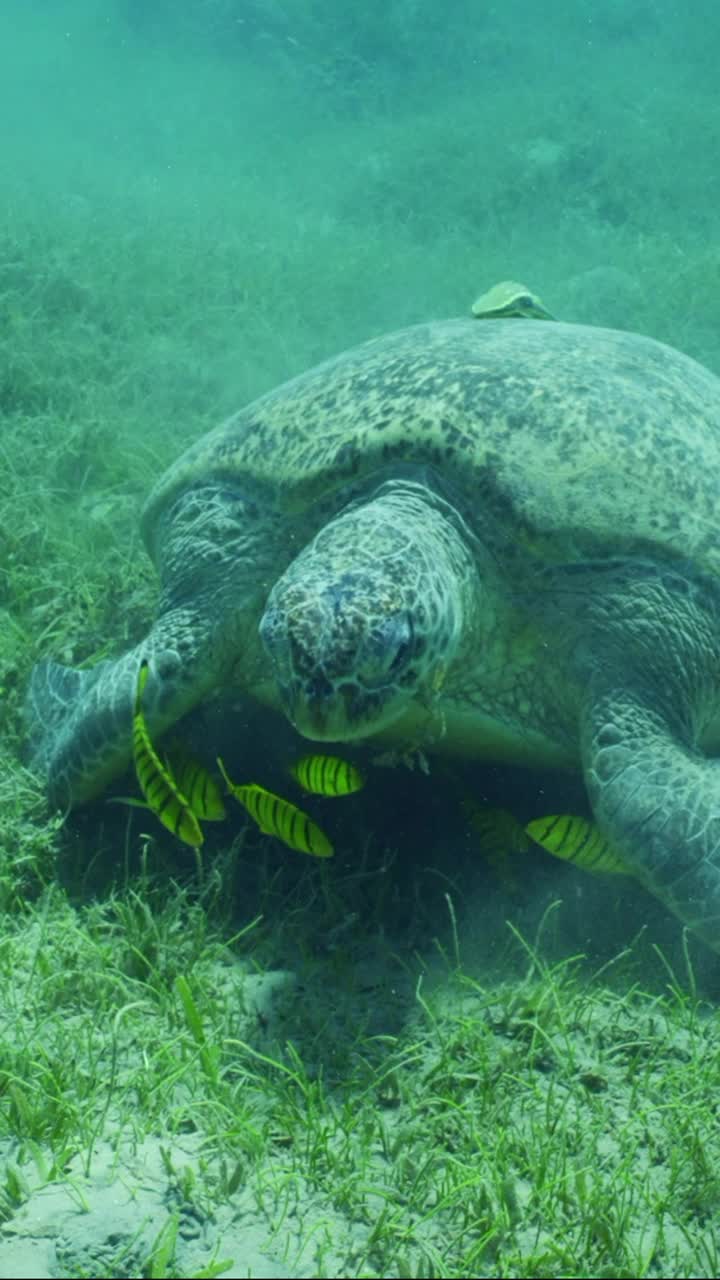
top-left (259, 484), bottom-right (475, 741)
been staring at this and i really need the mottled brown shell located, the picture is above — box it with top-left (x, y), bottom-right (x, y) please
top-left (142, 318), bottom-right (720, 576)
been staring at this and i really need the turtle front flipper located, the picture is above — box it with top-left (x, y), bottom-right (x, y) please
top-left (577, 567), bottom-right (720, 949)
top-left (25, 617), bottom-right (211, 810)
top-left (26, 634), bottom-right (192, 814)
top-left (582, 686), bottom-right (720, 949)
top-left (26, 483), bottom-right (290, 812)
top-left (26, 657), bottom-right (119, 807)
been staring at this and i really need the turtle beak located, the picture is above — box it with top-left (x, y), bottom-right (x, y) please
top-left (281, 673), bottom-right (404, 743)
top-left (277, 673), bottom-right (336, 739)
top-left (279, 675), bottom-right (355, 741)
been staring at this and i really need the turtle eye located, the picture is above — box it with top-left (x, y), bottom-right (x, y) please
top-left (386, 615), bottom-right (414, 673)
top-left (388, 641), bottom-right (410, 674)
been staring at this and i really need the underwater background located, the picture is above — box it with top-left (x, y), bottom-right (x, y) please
top-left (3, 2), bottom-right (720, 1277)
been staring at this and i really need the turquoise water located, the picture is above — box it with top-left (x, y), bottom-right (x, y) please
top-left (4, 0), bottom-right (720, 384)
top-left (4, 8), bottom-right (720, 1275)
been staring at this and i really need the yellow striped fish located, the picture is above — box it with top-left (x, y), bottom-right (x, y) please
top-left (290, 753), bottom-right (364, 797)
top-left (461, 799), bottom-right (529, 894)
top-left (465, 803), bottom-right (530, 857)
top-left (164, 744), bottom-right (226, 821)
top-left (525, 815), bottom-right (630, 876)
top-left (133, 660), bottom-right (203, 848)
top-left (217, 758), bottom-right (333, 858)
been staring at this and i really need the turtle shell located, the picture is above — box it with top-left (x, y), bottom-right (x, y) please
top-left (142, 318), bottom-right (720, 577)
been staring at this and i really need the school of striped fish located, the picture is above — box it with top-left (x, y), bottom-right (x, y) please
top-left (131, 660), bottom-right (360, 855)
top-left (132, 658), bottom-right (630, 878)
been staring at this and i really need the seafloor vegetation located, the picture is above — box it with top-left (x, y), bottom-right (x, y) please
top-left (4, 2), bottom-right (720, 1276)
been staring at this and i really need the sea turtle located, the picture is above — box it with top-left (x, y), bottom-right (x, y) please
top-left (471, 280), bottom-right (555, 320)
top-left (26, 312), bottom-right (720, 948)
